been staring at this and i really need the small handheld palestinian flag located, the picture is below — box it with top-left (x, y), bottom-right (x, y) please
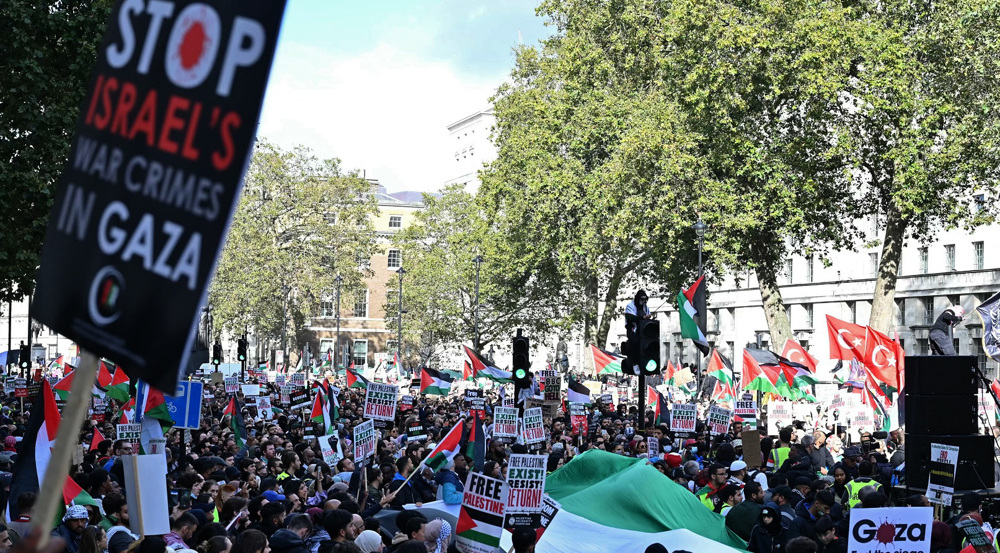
top-left (424, 419), bottom-right (464, 473)
top-left (105, 366), bottom-right (130, 403)
top-left (223, 396), bottom-right (248, 449)
top-left (346, 368), bottom-right (369, 390)
top-left (90, 427), bottom-right (105, 452)
top-left (420, 367), bottom-right (453, 396)
top-left (463, 412), bottom-right (485, 472)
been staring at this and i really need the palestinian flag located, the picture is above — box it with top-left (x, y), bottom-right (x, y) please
top-left (654, 391), bottom-right (670, 427)
top-left (90, 427), bottom-right (105, 452)
top-left (463, 346), bottom-right (511, 381)
top-left (462, 361), bottom-right (473, 381)
top-left (567, 376), bottom-right (591, 405)
top-left (105, 366), bottom-right (130, 402)
top-left (678, 277), bottom-right (710, 355)
top-left (117, 397), bottom-right (136, 424)
top-left (345, 368), bottom-right (369, 389)
top-left (137, 379), bottom-right (172, 454)
top-left (61, 474), bottom-right (101, 512)
top-left (424, 420), bottom-right (464, 472)
top-left (48, 355), bottom-right (64, 370)
top-left (223, 396), bottom-right (248, 448)
top-left (463, 412), bottom-right (486, 472)
top-left (590, 345), bottom-right (624, 375)
top-left (52, 371), bottom-right (74, 402)
top-left (456, 488), bottom-right (505, 550)
top-left (420, 367), bottom-right (454, 396)
top-left (7, 380), bottom-right (61, 519)
top-left (663, 360), bottom-right (678, 386)
top-left (320, 351), bottom-right (333, 370)
top-left (741, 349), bottom-right (780, 395)
top-left (310, 392), bottom-right (334, 435)
top-left (706, 349), bottom-right (736, 402)
top-left (646, 385), bottom-right (659, 407)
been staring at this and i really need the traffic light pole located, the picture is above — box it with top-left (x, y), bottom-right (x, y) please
top-left (638, 371), bottom-right (646, 433)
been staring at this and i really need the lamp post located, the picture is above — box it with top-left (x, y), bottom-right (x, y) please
top-left (397, 267), bottom-right (406, 375)
top-left (473, 255), bottom-right (484, 351)
top-left (692, 218), bottom-right (708, 395)
top-left (334, 275), bottom-right (342, 371)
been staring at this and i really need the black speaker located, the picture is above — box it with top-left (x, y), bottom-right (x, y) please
top-left (905, 434), bottom-right (996, 490)
top-left (905, 394), bottom-right (979, 435)
top-left (906, 356), bottom-right (978, 395)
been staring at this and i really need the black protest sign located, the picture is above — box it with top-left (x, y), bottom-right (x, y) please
top-left (32, 0), bottom-right (287, 394)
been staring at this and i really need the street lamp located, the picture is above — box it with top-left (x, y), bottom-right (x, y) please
top-left (397, 267), bottom-right (406, 375)
top-left (692, 218), bottom-right (708, 394)
top-left (334, 275), bottom-right (342, 370)
top-left (473, 255), bottom-right (484, 351)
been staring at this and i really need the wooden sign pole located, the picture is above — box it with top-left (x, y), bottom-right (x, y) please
top-left (35, 351), bottom-right (99, 545)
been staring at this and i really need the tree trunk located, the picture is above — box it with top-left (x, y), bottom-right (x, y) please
top-left (756, 264), bottom-right (793, 350)
top-left (869, 205), bottom-right (907, 333)
top-left (596, 270), bottom-right (625, 348)
top-left (583, 275), bottom-right (599, 347)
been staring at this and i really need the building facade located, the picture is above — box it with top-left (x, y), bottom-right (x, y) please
top-left (306, 184), bottom-right (425, 371)
top-left (613, 219), bottom-right (999, 382)
top-left (443, 110), bottom-right (497, 193)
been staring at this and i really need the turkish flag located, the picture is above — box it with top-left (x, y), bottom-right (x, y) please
top-left (863, 328), bottom-right (900, 389)
top-left (826, 315), bottom-right (868, 360)
top-left (780, 339), bottom-right (819, 372)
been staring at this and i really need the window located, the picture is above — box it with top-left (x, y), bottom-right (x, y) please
top-left (727, 308), bottom-right (736, 330)
top-left (353, 289), bottom-right (369, 318)
top-left (387, 249), bottom-right (401, 269)
top-left (953, 339), bottom-right (960, 355)
top-left (917, 338), bottom-right (929, 355)
top-left (389, 215), bottom-right (402, 229)
top-left (896, 298), bottom-right (905, 325)
top-left (319, 339), bottom-right (335, 358)
top-left (848, 301), bottom-right (857, 324)
top-left (784, 259), bottom-right (794, 284)
top-left (923, 297), bottom-right (935, 325)
top-left (975, 194), bottom-right (986, 213)
top-left (974, 242), bottom-right (985, 270)
top-left (948, 295), bottom-right (961, 310)
top-left (919, 247), bottom-right (929, 274)
top-left (807, 256), bottom-right (815, 283)
top-left (320, 296), bottom-right (336, 317)
top-left (804, 304), bottom-right (814, 328)
top-left (945, 244), bottom-right (956, 271)
top-left (710, 309), bottom-right (720, 332)
top-left (869, 253), bottom-right (879, 277)
top-left (356, 251), bottom-right (371, 271)
top-left (352, 340), bottom-right (368, 367)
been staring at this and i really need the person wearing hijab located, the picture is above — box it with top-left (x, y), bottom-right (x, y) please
top-left (4, 436), bottom-right (17, 452)
top-left (747, 503), bottom-right (798, 552)
top-left (353, 530), bottom-right (383, 553)
top-left (422, 519), bottom-right (451, 553)
top-left (930, 521), bottom-right (956, 553)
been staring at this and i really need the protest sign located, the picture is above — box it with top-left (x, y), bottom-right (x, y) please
top-left (815, 383), bottom-right (838, 404)
top-left (927, 443), bottom-right (960, 506)
top-left (14, 379), bottom-right (27, 398)
top-left (316, 433), bottom-right (341, 466)
top-left (224, 376), bottom-right (238, 395)
top-left (353, 419), bottom-right (376, 461)
top-left (850, 406), bottom-right (874, 431)
top-left (363, 382), bottom-right (398, 421)
top-left (734, 394), bottom-right (757, 431)
top-left (456, 472), bottom-right (507, 553)
top-left (241, 384), bottom-right (260, 396)
top-left (274, 373), bottom-right (286, 388)
top-left (538, 495), bottom-right (561, 538)
top-left (256, 396), bottom-right (273, 421)
top-left (505, 454), bottom-right (546, 516)
top-left (793, 404), bottom-right (817, 426)
top-left (670, 403), bottom-right (697, 433)
top-left (956, 518), bottom-right (996, 553)
top-left (465, 388), bottom-right (482, 407)
top-left (569, 403), bottom-right (587, 436)
top-left (599, 393), bottom-right (614, 405)
top-left (708, 405), bottom-right (733, 435)
top-left (647, 436), bottom-right (659, 457)
top-left (544, 375), bottom-right (561, 402)
top-left (290, 373), bottom-right (306, 387)
top-left (30, 0), bottom-right (287, 393)
top-left (741, 430), bottom-right (763, 468)
top-left (493, 407), bottom-right (519, 440)
top-left (407, 422), bottom-right (427, 442)
top-left (400, 395), bottom-right (414, 411)
top-left (768, 401), bottom-right (793, 435)
top-left (4, 378), bottom-right (14, 395)
top-left (471, 397), bottom-right (486, 420)
top-left (846, 507), bottom-right (931, 553)
top-left (117, 423), bottom-right (141, 452)
top-left (279, 385), bottom-right (292, 405)
top-left (523, 407), bottom-right (545, 444)
top-left (288, 389), bottom-right (309, 412)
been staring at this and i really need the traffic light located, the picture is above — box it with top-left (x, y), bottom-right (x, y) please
top-left (212, 341), bottom-right (222, 366)
top-left (512, 332), bottom-right (530, 385)
top-left (621, 338), bottom-right (637, 375)
top-left (637, 319), bottom-right (661, 375)
top-left (18, 344), bottom-right (30, 370)
top-left (237, 337), bottom-right (248, 362)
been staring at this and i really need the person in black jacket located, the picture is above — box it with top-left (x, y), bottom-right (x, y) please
top-left (930, 306), bottom-right (964, 355)
top-left (748, 503), bottom-right (799, 552)
top-left (269, 515), bottom-right (312, 553)
top-left (791, 491), bottom-right (835, 547)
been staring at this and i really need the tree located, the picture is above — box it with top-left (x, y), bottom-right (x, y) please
top-left (0, 1), bottom-right (111, 302)
top-left (208, 141), bottom-right (377, 351)
top-left (480, 14), bottom-right (707, 348)
top-left (845, 0), bottom-right (1000, 332)
top-left (386, 185), bottom-right (551, 367)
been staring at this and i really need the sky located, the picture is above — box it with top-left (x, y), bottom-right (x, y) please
top-left (257, 0), bottom-right (552, 193)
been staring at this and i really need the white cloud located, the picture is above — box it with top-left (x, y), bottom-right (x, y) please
top-left (257, 41), bottom-right (502, 193)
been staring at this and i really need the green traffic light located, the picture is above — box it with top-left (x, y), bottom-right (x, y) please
top-left (645, 359), bottom-right (658, 372)
top-left (515, 368), bottom-right (526, 379)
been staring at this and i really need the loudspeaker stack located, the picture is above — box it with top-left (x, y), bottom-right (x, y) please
top-left (905, 356), bottom-right (995, 490)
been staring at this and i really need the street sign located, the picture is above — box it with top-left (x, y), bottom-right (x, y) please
top-left (164, 381), bottom-right (203, 429)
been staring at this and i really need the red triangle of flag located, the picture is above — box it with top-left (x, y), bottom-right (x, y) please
top-left (90, 427), bottom-right (105, 451)
top-left (456, 506), bottom-right (477, 535)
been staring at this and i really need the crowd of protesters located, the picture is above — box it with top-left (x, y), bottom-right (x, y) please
top-left (0, 367), bottom-right (992, 553)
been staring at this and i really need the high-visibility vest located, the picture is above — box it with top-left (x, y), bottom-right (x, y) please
top-left (771, 447), bottom-right (790, 469)
top-left (846, 478), bottom-right (882, 508)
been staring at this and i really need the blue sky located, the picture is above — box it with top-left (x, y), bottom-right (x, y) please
top-left (257, 0), bottom-right (552, 192)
